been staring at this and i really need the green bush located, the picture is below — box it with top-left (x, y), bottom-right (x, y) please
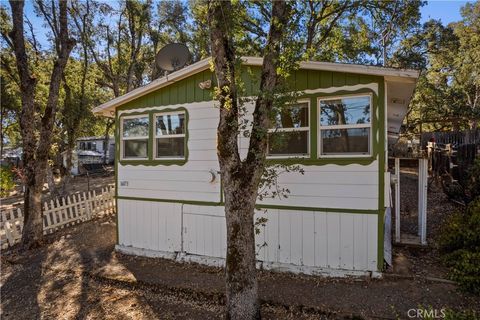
top-left (439, 198), bottom-right (480, 294)
top-left (0, 165), bottom-right (16, 197)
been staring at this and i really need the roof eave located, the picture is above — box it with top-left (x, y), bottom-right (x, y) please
top-left (94, 56), bottom-right (419, 117)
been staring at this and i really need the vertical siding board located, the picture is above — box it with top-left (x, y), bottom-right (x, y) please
top-left (332, 72), bottom-right (346, 87)
top-left (161, 89), bottom-right (170, 106)
top-left (170, 82), bottom-right (179, 105)
top-left (186, 77), bottom-right (195, 102)
top-left (184, 213), bottom-right (192, 253)
top-left (326, 212), bottom-right (341, 268)
top-left (302, 211), bottom-right (315, 266)
top-left (118, 201), bottom-right (124, 245)
top-left (264, 209), bottom-right (278, 263)
top-left (320, 71), bottom-right (332, 88)
top-left (254, 211), bottom-right (266, 261)
top-left (295, 70), bottom-right (308, 91)
top-left (340, 214), bottom-right (354, 269)
top-left (194, 73), bottom-right (204, 102)
top-left (353, 214), bottom-right (368, 270)
top-left (307, 70), bottom-right (319, 89)
top-left (367, 214), bottom-right (378, 271)
top-left (346, 74), bottom-right (359, 86)
top-left (290, 212), bottom-right (303, 265)
top-left (153, 91), bottom-right (161, 106)
top-left (278, 211), bottom-right (291, 264)
top-left (314, 211), bottom-right (328, 267)
top-left (359, 74), bottom-right (373, 84)
top-left (178, 80), bottom-right (187, 104)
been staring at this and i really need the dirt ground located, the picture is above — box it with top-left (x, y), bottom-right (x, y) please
top-left (389, 169), bottom-right (462, 280)
top-left (1, 170), bottom-right (479, 319)
top-left (2, 215), bottom-right (479, 320)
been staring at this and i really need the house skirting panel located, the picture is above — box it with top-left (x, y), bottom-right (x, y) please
top-left (117, 199), bottom-right (379, 273)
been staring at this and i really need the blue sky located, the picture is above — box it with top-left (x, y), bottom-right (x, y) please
top-left (21, 0), bottom-right (474, 50)
top-left (420, 0), bottom-right (470, 24)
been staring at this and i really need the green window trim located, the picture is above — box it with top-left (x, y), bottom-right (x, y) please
top-left (117, 107), bottom-right (189, 166)
top-left (266, 88), bottom-right (380, 166)
top-left (317, 93), bottom-right (373, 158)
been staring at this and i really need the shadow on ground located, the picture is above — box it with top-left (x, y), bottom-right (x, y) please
top-left (1, 215), bottom-right (479, 320)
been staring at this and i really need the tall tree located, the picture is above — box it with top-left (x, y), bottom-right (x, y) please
top-left (208, 0), bottom-right (291, 318)
top-left (7, 0), bottom-right (75, 248)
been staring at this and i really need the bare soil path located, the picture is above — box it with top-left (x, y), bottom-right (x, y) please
top-left (1, 214), bottom-right (478, 320)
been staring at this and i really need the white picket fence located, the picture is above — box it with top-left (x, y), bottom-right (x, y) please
top-left (0, 185), bottom-right (115, 248)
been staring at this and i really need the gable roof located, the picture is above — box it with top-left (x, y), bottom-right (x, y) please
top-left (93, 56), bottom-right (419, 117)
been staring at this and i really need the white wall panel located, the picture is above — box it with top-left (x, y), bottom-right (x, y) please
top-left (119, 200), bottom-right (378, 271)
top-left (117, 199), bottom-right (182, 252)
top-left (179, 205), bottom-right (378, 271)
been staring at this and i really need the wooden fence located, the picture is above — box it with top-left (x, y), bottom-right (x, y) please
top-left (421, 129), bottom-right (479, 147)
top-left (0, 185), bottom-right (115, 249)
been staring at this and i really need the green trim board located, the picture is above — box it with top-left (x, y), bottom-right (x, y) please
top-left (118, 107), bottom-right (189, 166)
top-left (376, 80), bottom-right (386, 270)
top-left (265, 88), bottom-right (380, 166)
top-left (115, 195), bottom-right (379, 215)
top-left (115, 109), bottom-right (119, 245)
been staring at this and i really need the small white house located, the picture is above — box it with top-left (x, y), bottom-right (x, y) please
top-left (94, 57), bottom-right (418, 276)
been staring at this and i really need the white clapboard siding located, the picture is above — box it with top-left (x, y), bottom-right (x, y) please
top-left (119, 102), bottom-right (221, 201)
top-left (0, 186), bottom-right (115, 248)
top-left (117, 199), bottom-right (182, 252)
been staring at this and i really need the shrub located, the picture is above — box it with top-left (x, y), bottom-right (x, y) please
top-left (439, 198), bottom-right (480, 294)
top-left (0, 165), bottom-right (16, 197)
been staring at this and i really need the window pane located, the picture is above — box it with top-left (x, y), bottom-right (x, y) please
top-left (272, 103), bottom-right (308, 129)
top-left (320, 96), bottom-right (370, 126)
top-left (156, 137), bottom-right (185, 158)
top-left (123, 117), bottom-right (149, 137)
top-left (156, 113), bottom-right (185, 136)
top-left (321, 128), bottom-right (369, 154)
top-left (268, 131), bottom-right (308, 156)
top-left (124, 139), bottom-right (148, 158)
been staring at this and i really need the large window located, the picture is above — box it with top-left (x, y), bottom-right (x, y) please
top-left (267, 102), bottom-right (309, 157)
top-left (318, 95), bottom-right (371, 156)
top-left (121, 116), bottom-right (149, 159)
top-left (155, 111), bottom-right (186, 159)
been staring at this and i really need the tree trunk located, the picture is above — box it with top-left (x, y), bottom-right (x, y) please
top-left (21, 185), bottom-right (44, 248)
top-left (224, 186), bottom-right (259, 319)
top-left (208, 1), bottom-right (290, 319)
top-left (9, 0), bottom-right (75, 249)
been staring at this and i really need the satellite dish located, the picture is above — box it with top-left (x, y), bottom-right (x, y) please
top-left (155, 43), bottom-right (190, 72)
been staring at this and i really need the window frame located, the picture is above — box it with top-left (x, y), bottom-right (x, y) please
top-left (120, 114), bottom-right (150, 160)
top-left (153, 110), bottom-right (187, 160)
top-left (267, 99), bottom-right (311, 159)
top-left (317, 93), bottom-right (373, 158)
